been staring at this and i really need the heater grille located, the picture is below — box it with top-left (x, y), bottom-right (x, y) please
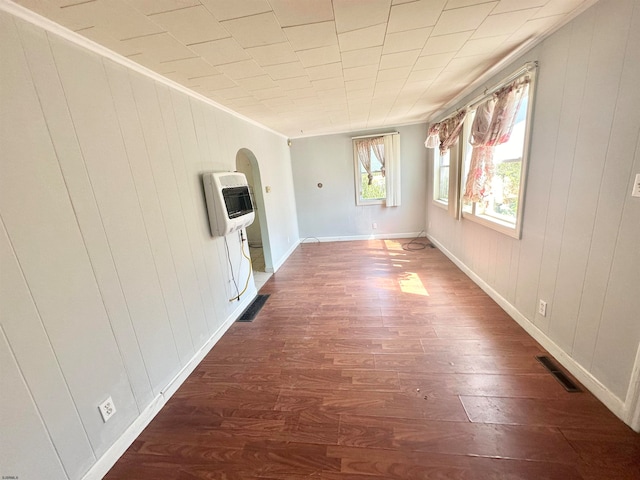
top-left (536, 355), bottom-right (581, 392)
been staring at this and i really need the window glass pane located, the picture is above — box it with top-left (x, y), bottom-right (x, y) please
top-left (359, 144), bottom-right (386, 200)
top-left (436, 150), bottom-right (450, 201)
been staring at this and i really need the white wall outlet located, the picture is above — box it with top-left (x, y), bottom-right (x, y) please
top-left (372, 223), bottom-right (377, 229)
top-left (98, 396), bottom-right (116, 423)
top-left (538, 299), bottom-right (547, 317)
top-left (632, 173), bottom-right (640, 198)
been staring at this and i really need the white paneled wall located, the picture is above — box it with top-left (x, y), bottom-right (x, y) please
top-left (427, 0), bottom-right (640, 425)
top-left (0, 8), bottom-right (298, 480)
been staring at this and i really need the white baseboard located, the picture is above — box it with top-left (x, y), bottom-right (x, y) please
top-left (268, 238), bottom-right (300, 273)
top-left (623, 343), bottom-right (640, 431)
top-left (81, 293), bottom-right (256, 480)
top-left (427, 234), bottom-right (630, 427)
top-left (301, 232), bottom-right (426, 243)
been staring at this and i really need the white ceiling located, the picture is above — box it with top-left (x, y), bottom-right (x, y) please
top-left (14, 0), bottom-right (595, 138)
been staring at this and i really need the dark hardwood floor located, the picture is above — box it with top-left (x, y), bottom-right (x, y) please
top-left (105, 239), bottom-right (640, 479)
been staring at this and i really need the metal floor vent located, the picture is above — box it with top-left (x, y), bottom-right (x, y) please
top-left (535, 355), bottom-right (581, 392)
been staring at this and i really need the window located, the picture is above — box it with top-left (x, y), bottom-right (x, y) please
top-left (461, 74), bottom-right (533, 238)
top-left (434, 148), bottom-right (450, 204)
top-left (353, 133), bottom-right (401, 206)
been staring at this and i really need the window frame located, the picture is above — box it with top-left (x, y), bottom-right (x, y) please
top-left (460, 70), bottom-right (536, 239)
top-left (352, 132), bottom-right (400, 206)
top-left (433, 139), bottom-right (461, 214)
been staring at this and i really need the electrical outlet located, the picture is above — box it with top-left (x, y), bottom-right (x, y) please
top-left (98, 396), bottom-right (116, 423)
top-left (632, 173), bottom-right (640, 198)
top-left (372, 223), bottom-right (377, 229)
top-left (538, 299), bottom-right (547, 317)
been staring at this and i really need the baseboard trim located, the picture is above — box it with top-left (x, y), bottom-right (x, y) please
top-left (269, 239), bottom-right (300, 273)
top-left (427, 234), bottom-right (629, 426)
top-left (81, 293), bottom-right (256, 480)
top-left (301, 232), bottom-right (426, 243)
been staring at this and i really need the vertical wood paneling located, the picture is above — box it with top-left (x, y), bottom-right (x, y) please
top-left (535, 12), bottom-right (594, 334)
top-left (156, 84), bottom-right (210, 346)
top-left (15, 18), bottom-right (154, 412)
top-left (592, 135), bottom-right (640, 398)
top-left (0, 12), bottom-right (138, 457)
top-left (0, 329), bottom-right (68, 480)
top-left (549, 0), bottom-right (631, 352)
top-left (168, 91), bottom-right (219, 331)
top-left (49, 36), bottom-right (181, 392)
top-left (0, 222), bottom-right (94, 478)
top-left (127, 70), bottom-right (197, 365)
top-left (573, 1), bottom-right (640, 374)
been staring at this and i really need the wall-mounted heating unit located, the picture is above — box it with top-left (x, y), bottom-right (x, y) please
top-left (202, 172), bottom-right (255, 237)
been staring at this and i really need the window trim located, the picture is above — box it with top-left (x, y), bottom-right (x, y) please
top-left (352, 132), bottom-right (399, 206)
top-left (460, 68), bottom-right (536, 239)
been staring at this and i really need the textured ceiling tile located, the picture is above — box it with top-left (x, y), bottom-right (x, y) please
top-left (338, 24), bottom-right (386, 52)
top-left (306, 63), bottom-right (343, 81)
top-left (269, 0), bottom-right (334, 27)
top-left (387, 0), bottom-right (447, 33)
top-left (76, 26), bottom-right (141, 56)
top-left (221, 12), bottom-right (286, 48)
top-left (533, 0), bottom-right (586, 18)
top-left (287, 87), bottom-right (318, 99)
top-left (263, 61), bottom-right (308, 80)
top-left (472, 8), bottom-right (539, 39)
top-left (277, 76), bottom-right (314, 90)
top-left (284, 21), bottom-right (338, 51)
top-left (432, 2), bottom-right (498, 36)
top-left (341, 46), bottom-right (383, 68)
top-left (121, 33), bottom-right (196, 62)
top-left (333, 0), bottom-right (391, 33)
top-left (507, 16), bottom-right (561, 44)
top-left (414, 51), bottom-right (455, 69)
top-left (379, 50), bottom-right (421, 70)
top-left (311, 77), bottom-right (345, 92)
top-left (215, 59), bottom-right (265, 79)
top-left (383, 27), bottom-right (433, 54)
top-left (406, 67), bottom-right (442, 84)
top-left (492, 0), bottom-right (546, 14)
top-left (149, 6), bottom-right (229, 45)
top-left (444, 0), bottom-right (495, 8)
top-left (296, 45), bottom-right (341, 68)
top-left (126, 0), bottom-right (201, 15)
top-left (376, 66), bottom-right (412, 82)
top-left (343, 64), bottom-right (379, 81)
top-left (157, 56), bottom-right (220, 77)
top-left (345, 78), bottom-right (377, 92)
top-left (253, 87), bottom-right (287, 100)
top-left (190, 73), bottom-right (237, 90)
top-left (208, 86), bottom-right (251, 100)
top-left (236, 74), bottom-right (278, 90)
top-left (199, 0), bottom-right (271, 21)
top-left (246, 42), bottom-right (298, 66)
top-left (57, 0), bottom-right (164, 39)
top-left (420, 31), bottom-right (473, 55)
top-left (189, 37), bottom-right (249, 65)
top-left (456, 35), bottom-right (510, 57)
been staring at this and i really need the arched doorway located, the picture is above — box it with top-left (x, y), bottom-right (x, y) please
top-left (235, 149), bottom-right (273, 289)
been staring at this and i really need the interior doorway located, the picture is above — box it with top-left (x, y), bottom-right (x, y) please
top-left (235, 149), bottom-right (273, 290)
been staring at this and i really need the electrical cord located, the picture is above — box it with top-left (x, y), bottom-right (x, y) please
top-left (229, 230), bottom-right (253, 302)
top-left (402, 230), bottom-right (434, 251)
top-left (223, 236), bottom-right (240, 300)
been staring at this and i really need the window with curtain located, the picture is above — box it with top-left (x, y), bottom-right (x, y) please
top-left (426, 109), bottom-right (466, 216)
top-left (461, 73), bottom-right (533, 237)
top-left (353, 133), bottom-right (401, 206)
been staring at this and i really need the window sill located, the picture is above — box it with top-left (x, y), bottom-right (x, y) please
top-left (356, 198), bottom-right (385, 206)
top-left (433, 199), bottom-right (448, 210)
top-left (462, 211), bottom-right (521, 239)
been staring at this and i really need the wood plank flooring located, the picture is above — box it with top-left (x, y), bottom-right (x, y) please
top-left (104, 239), bottom-right (640, 479)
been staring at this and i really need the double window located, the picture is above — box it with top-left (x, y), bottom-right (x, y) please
top-left (429, 63), bottom-right (536, 238)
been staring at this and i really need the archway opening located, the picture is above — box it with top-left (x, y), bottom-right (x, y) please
top-left (236, 149), bottom-right (273, 289)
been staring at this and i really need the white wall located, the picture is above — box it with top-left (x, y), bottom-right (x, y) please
top-left (291, 123), bottom-right (428, 240)
top-left (426, 0), bottom-right (640, 426)
top-left (0, 7), bottom-right (298, 480)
